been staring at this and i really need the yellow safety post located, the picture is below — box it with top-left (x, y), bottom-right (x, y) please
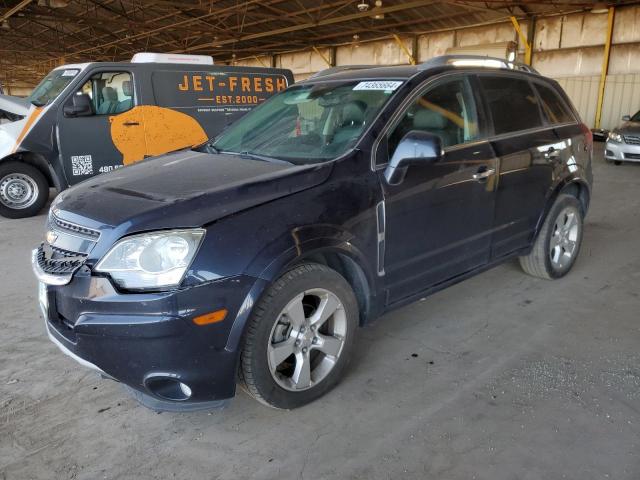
top-left (393, 34), bottom-right (416, 65)
top-left (510, 16), bottom-right (532, 65)
top-left (312, 46), bottom-right (332, 67)
top-left (595, 7), bottom-right (615, 130)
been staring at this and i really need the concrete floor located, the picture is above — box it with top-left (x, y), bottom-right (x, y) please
top-left (1, 145), bottom-right (639, 480)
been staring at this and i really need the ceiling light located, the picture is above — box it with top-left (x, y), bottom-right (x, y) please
top-left (1, 20), bottom-right (10, 30)
top-left (373, 0), bottom-right (384, 19)
top-left (357, 2), bottom-right (369, 12)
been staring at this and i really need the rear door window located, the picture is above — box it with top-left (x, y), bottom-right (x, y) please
top-left (479, 76), bottom-right (544, 136)
top-left (534, 82), bottom-right (575, 125)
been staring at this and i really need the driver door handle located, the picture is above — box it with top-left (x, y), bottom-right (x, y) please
top-left (123, 121), bottom-right (140, 126)
top-left (472, 168), bottom-right (495, 181)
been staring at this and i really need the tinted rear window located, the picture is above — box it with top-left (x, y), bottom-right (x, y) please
top-left (534, 82), bottom-right (575, 125)
top-left (479, 76), bottom-right (543, 135)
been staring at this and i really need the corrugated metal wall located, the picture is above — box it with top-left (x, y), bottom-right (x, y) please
top-left (601, 74), bottom-right (640, 129)
top-left (554, 76), bottom-right (600, 127)
top-left (237, 6), bottom-right (640, 130)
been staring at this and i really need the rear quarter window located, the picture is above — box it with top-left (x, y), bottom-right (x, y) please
top-left (479, 75), bottom-right (544, 136)
top-left (534, 82), bottom-right (575, 125)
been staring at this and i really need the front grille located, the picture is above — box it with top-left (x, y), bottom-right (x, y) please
top-left (624, 152), bottom-right (640, 160)
top-left (37, 243), bottom-right (87, 275)
top-left (623, 135), bottom-right (640, 145)
top-left (50, 212), bottom-right (100, 240)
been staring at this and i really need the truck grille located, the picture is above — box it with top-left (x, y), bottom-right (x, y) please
top-left (623, 135), bottom-right (640, 145)
top-left (49, 212), bottom-right (100, 240)
top-left (36, 243), bottom-right (87, 275)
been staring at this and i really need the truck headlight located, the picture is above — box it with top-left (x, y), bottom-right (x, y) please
top-left (95, 229), bottom-right (205, 289)
top-left (608, 131), bottom-right (623, 143)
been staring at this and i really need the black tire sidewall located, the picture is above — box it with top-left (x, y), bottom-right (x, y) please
top-left (0, 161), bottom-right (49, 219)
top-left (542, 195), bottom-right (583, 279)
top-left (243, 264), bottom-right (358, 409)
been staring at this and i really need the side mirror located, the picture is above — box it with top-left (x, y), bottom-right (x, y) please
top-left (384, 130), bottom-right (443, 185)
top-left (622, 115), bottom-right (631, 122)
top-left (64, 93), bottom-right (93, 117)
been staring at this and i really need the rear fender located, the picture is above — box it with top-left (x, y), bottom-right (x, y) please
top-left (534, 176), bottom-right (591, 239)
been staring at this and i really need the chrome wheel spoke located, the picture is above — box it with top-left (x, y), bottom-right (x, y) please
top-left (283, 293), bottom-right (306, 328)
top-left (269, 339), bottom-right (295, 367)
top-left (309, 293), bottom-right (341, 329)
top-left (292, 352), bottom-right (311, 389)
top-left (315, 334), bottom-right (342, 358)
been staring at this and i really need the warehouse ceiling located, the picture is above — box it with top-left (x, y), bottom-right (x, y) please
top-left (0, 0), bottom-right (637, 88)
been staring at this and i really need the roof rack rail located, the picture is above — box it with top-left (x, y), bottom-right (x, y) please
top-left (309, 65), bottom-right (380, 79)
top-left (419, 55), bottom-right (539, 74)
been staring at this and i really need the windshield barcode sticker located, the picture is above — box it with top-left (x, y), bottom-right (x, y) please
top-left (61, 70), bottom-right (78, 77)
top-left (353, 81), bottom-right (403, 91)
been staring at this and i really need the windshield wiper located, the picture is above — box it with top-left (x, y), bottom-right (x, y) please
top-left (221, 150), bottom-right (293, 165)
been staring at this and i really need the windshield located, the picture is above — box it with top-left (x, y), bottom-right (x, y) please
top-left (212, 80), bottom-right (403, 164)
top-left (28, 68), bottom-right (80, 106)
top-left (631, 111), bottom-right (640, 122)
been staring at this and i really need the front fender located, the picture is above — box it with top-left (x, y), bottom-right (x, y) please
top-left (223, 230), bottom-right (379, 353)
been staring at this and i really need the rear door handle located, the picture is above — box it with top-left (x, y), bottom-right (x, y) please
top-left (122, 121), bottom-right (140, 126)
top-left (472, 168), bottom-right (495, 181)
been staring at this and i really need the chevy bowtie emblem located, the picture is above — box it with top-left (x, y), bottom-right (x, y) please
top-left (46, 230), bottom-right (58, 245)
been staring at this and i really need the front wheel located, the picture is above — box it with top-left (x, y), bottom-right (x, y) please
top-left (0, 161), bottom-right (49, 219)
top-left (239, 263), bottom-right (358, 409)
top-left (519, 194), bottom-right (584, 280)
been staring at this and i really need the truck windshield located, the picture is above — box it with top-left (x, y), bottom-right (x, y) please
top-left (212, 80), bottom-right (403, 164)
top-left (28, 69), bottom-right (80, 106)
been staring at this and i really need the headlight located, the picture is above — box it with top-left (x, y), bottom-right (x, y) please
top-left (608, 131), bottom-right (624, 143)
top-left (95, 229), bottom-right (205, 289)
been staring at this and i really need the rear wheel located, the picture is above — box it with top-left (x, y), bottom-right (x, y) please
top-left (0, 161), bottom-right (49, 219)
top-left (519, 194), bottom-right (583, 280)
top-left (239, 263), bottom-right (358, 409)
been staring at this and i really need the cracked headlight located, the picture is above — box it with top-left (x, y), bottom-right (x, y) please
top-left (608, 131), bottom-right (623, 143)
top-left (95, 229), bottom-right (205, 289)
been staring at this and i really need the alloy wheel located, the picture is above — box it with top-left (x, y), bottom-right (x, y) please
top-left (267, 288), bottom-right (347, 392)
top-left (549, 206), bottom-right (580, 269)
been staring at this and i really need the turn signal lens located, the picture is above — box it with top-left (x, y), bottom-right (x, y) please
top-left (193, 309), bottom-right (228, 326)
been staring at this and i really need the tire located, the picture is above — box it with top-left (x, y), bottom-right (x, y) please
top-left (519, 194), bottom-right (583, 280)
top-left (239, 263), bottom-right (358, 409)
top-left (0, 161), bottom-right (49, 219)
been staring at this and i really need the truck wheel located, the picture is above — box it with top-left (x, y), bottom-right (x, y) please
top-left (519, 194), bottom-right (583, 280)
top-left (239, 263), bottom-right (358, 409)
top-left (0, 161), bottom-right (49, 219)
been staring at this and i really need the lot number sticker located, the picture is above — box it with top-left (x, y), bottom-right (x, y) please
top-left (353, 81), bottom-right (403, 91)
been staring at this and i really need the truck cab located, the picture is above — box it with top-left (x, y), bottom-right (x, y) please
top-left (0, 52), bottom-right (293, 218)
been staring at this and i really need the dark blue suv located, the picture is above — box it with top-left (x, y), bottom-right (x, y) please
top-left (32, 56), bottom-right (593, 410)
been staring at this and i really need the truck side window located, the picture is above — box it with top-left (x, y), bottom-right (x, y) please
top-left (388, 77), bottom-right (479, 157)
top-left (74, 71), bottom-right (133, 116)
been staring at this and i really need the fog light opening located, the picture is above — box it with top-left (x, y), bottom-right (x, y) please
top-left (145, 376), bottom-right (193, 401)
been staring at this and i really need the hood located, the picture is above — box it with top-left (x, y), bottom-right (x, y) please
top-left (54, 149), bottom-right (333, 233)
top-left (616, 120), bottom-right (640, 135)
top-left (0, 94), bottom-right (30, 117)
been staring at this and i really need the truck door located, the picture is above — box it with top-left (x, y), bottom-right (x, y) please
top-left (57, 69), bottom-right (143, 185)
